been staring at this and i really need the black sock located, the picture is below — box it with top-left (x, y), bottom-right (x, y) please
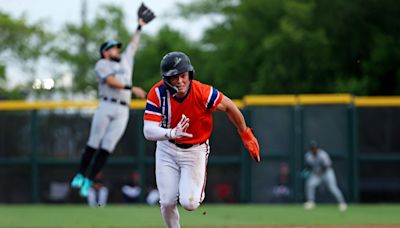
top-left (77, 145), bottom-right (97, 175)
top-left (88, 148), bottom-right (110, 180)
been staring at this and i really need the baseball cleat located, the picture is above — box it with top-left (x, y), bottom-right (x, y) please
top-left (79, 178), bottom-right (93, 198)
top-left (303, 201), bottom-right (315, 210)
top-left (339, 203), bottom-right (348, 212)
top-left (71, 173), bottom-right (85, 189)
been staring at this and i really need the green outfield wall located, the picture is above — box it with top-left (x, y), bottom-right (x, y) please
top-left (0, 94), bottom-right (399, 204)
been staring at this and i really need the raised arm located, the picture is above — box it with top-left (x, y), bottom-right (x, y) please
top-left (130, 3), bottom-right (156, 56)
top-left (128, 19), bottom-right (145, 56)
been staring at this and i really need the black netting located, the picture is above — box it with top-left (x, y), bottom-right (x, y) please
top-left (1, 104), bottom-right (400, 203)
top-left (302, 105), bottom-right (350, 156)
top-left (0, 112), bottom-right (32, 158)
top-left (358, 107), bottom-right (400, 154)
top-left (250, 106), bottom-right (295, 156)
top-left (0, 166), bottom-right (32, 203)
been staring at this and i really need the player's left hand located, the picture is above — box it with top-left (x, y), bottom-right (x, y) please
top-left (138, 18), bottom-right (146, 26)
top-left (137, 3), bottom-right (155, 24)
top-left (238, 127), bottom-right (261, 162)
top-left (132, 86), bottom-right (147, 99)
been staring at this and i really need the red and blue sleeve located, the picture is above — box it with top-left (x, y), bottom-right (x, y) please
top-left (205, 86), bottom-right (223, 111)
top-left (144, 86), bottom-right (162, 122)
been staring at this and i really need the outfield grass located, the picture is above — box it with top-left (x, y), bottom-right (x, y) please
top-left (0, 204), bottom-right (399, 227)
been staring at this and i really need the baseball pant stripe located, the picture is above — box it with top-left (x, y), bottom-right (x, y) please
top-left (200, 141), bottom-right (210, 203)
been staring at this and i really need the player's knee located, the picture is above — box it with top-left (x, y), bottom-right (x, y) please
top-left (159, 198), bottom-right (177, 208)
top-left (179, 197), bottom-right (200, 211)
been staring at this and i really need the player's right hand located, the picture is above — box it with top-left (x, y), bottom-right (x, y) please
top-left (169, 114), bottom-right (193, 139)
top-left (132, 86), bottom-right (147, 99)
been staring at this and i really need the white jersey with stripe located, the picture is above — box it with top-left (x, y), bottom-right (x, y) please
top-left (94, 42), bottom-right (135, 103)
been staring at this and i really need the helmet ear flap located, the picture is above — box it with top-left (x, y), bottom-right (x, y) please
top-left (163, 77), bottom-right (179, 96)
top-left (189, 70), bottom-right (194, 80)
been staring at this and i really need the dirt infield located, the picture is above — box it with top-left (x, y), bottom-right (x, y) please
top-left (191, 226), bottom-right (400, 228)
top-left (24, 226), bottom-right (400, 228)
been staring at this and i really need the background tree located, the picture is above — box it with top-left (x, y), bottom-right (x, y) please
top-left (0, 11), bottom-right (52, 99)
top-left (1, 0), bottom-right (400, 99)
top-left (49, 3), bottom-right (201, 97)
top-left (315, 0), bottom-right (400, 95)
top-left (49, 4), bottom-right (131, 94)
top-left (178, 0), bottom-right (400, 97)
top-left (135, 26), bottom-right (202, 90)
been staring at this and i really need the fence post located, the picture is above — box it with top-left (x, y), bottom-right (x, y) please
top-left (348, 103), bottom-right (359, 202)
top-left (135, 111), bottom-right (147, 203)
top-left (293, 104), bottom-right (304, 202)
top-left (30, 110), bottom-right (40, 203)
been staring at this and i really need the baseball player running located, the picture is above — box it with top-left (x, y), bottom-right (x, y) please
top-left (143, 51), bottom-right (260, 228)
top-left (303, 140), bottom-right (348, 211)
top-left (70, 4), bottom-right (155, 198)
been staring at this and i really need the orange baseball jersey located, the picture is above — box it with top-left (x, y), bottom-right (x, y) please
top-left (144, 80), bottom-right (224, 144)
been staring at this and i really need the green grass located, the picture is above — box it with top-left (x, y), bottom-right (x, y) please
top-left (0, 204), bottom-right (399, 227)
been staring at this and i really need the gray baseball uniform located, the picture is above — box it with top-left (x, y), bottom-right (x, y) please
top-left (87, 42), bottom-right (136, 153)
top-left (304, 149), bottom-right (346, 204)
top-left (71, 10), bottom-right (151, 199)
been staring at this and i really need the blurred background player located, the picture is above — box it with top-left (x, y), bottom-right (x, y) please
top-left (303, 140), bottom-right (347, 211)
top-left (121, 171), bottom-right (142, 203)
top-left (271, 162), bottom-right (291, 203)
top-left (87, 172), bottom-right (108, 207)
top-left (143, 51), bottom-right (260, 228)
top-left (146, 187), bottom-right (160, 206)
top-left (120, 171), bottom-right (160, 205)
top-left (70, 4), bottom-right (155, 198)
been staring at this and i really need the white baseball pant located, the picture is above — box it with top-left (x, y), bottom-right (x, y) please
top-left (306, 168), bottom-right (345, 204)
top-left (155, 140), bottom-right (210, 228)
top-left (87, 101), bottom-right (129, 152)
top-left (87, 186), bottom-right (109, 207)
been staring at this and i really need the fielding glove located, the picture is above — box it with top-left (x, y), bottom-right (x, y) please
top-left (239, 127), bottom-right (260, 162)
top-left (300, 169), bottom-right (311, 179)
top-left (137, 3), bottom-right (156, 24)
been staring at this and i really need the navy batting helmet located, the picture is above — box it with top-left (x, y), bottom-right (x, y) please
top-left (99, 39), bottom-right (122, 58)
top-left (160, 51), bottom-right (195, 95)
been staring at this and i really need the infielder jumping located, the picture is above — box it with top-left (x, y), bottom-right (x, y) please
top-left (303, 140), bottom-right (347, 211)
top-left (71, 4), bottom-right (155, 198)
top-left (143, 51), bottom-right (260, 228)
